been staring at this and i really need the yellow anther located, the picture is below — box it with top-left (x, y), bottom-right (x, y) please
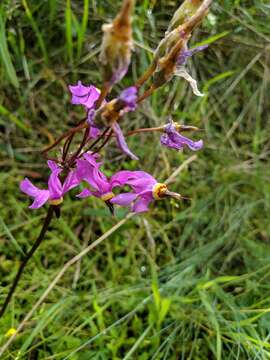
top-left (49, 197), bottom-right (63, 206)
top-left (101, 192), bottom-right (115, 202)
top-left (5, 328), bottom-right (17, 337)
top-left (152, 183), bottom-right (168, 200)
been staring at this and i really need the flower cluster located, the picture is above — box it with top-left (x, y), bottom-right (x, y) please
top-left (20, 0), bottom-right (211, 215)
top-left (20, 153), bottom-right (184, 214)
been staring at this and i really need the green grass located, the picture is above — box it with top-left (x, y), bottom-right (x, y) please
top-left (0, 0), bottom-right (270, 358)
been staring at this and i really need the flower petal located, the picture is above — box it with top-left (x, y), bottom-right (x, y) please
top-left (112, 123), bottom-right (139, 160)
top-left (87, 110), bottom-right (101, 139)
top-left (63, 170), bottom-right (81, 194)
top-left (20, 178), bottom-right (50, 209)
top-left (161, 121), bottom-right (204, 151)
top-left (20, 178), bottom-right (41, 197)
top-left (77, 189), bottom-right (94, 198)
top-left (47, 160), bottom-right (59, 172)
top-left (175, 66), bottom-right (204, 97)
top-left (48, 169), bottom-right (63, 200)
top-left (119, 86), bottom-right (138, 111)
top-left (132, 197), bottom-right (152, 213)
top-left (29, 191), bottom-right (50, 209)
top-left (69, 82), bottom-right (100, 109)
top-left (69, 81), bottom-right (90, 97)
top-left (111, 170), bottom-right (156, 193)
top-left (82, 86), bottom-right (100, 109)
top-left (177, 45), bottom-right (208, 66)
top-left (110, 192), bottom-right (137, 206)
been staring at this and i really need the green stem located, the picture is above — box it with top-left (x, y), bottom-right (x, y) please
top-left (0, 206), bottom-right (55, 319)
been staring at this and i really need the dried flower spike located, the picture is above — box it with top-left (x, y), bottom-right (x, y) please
top-left (167, 0), bottom-right (207, 33)
top-left (100, 0), bottom-right (135, 87)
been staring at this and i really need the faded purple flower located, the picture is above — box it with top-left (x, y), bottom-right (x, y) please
top-left (177, 45), bottom-right (208, 66)
top-left (160, 121), bottom-right (203, 152)
top-left (69, 81), bottom-right (100, 109)
top-left (175, 44), bottom-right (208, 97)
top-left (20, 161), bottom-right (80, 209)
top-left (87, 109), bottom-right (102, 139)
top-left (119, 86), bottom-right (137, 112)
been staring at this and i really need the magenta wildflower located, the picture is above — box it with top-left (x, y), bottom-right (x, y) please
top-left (110, 170), bottom-right (182, 213)
top-left (20, 161), bottom-right (80, 209)
top-left (69, 81), bottom-right (100, 109)
top-left (160, 121), bottom-right (203, 152)
top-left (76, 153), bottom-right (112, 200)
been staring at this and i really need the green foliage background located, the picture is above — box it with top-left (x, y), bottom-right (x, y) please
top-left (0, 0), bottom-right (269, 359)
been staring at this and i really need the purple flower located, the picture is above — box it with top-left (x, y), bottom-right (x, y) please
top-left (119, 86), bottom-right (137, 112)
top-left (87, 109), bottom-right (102, 139)
top-left (76, 153), bottom-right (111, 200)
top-left (20, 161), bottom-right (80, 209)
top-left (160, 121), bottom-right (203, 152)
top-left (110, 171), bottom-right (177, 213)
top-left (69, 81), bottom-right (100, 109)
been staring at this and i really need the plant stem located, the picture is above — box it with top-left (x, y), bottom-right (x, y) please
top-left (0, 206), bottom-right (55, 319)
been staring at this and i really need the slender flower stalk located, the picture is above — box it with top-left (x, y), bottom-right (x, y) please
top-left (0, 206), bottom-right (55, 318)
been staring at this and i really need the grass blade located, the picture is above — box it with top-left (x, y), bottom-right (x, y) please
top-left (0, 10), bottom-right (19, 88)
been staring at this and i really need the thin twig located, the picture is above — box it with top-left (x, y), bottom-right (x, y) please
top-left (0, 206), bottom-right (55, 319)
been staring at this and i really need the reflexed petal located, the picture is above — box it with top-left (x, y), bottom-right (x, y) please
top-left (111, 170), bottom-right (157, 193)
top-left (119, 86), bottom-right (138, 111)
top-left (89, 126), bottom-right (101, 139)
top-left (161, 121), bottom-right (203, 151)
top-left (48, 169), bottom-right (63, 200)
top-left (20, 178), bottom-right (50, 209)
top-left (110, 193), bottom-right (137, 206)
top-left (47, 160), bottom-right (59, 172)
top-left (20, 178), bottom-right (41, 197)
top-left (112, 123), bottom-right (139, 160)
top-left (110, 170), bottom-right (136, 188)
top-left (91, 168), bottom-right (111, 194)
top-left (63, 170), bottom-right (81, 194)
top-left (132, 197), bottom-right (152, 213)
top-left (77, 156), bottom-right (111, 195)
top-left (29, 191), bottom-right (50, 209)
top-left (87, 110), bottom-right (101, 139)
top-left (160, 134), bottom-right (183, 150)
top-left (83, 153), bottom-right (102, 168)
top-left (177, 45), bottom-right (208, 66)
top-left (175, 66), bottom-right (204, 97)
top-left (77, 189), bottom-right (94, 198)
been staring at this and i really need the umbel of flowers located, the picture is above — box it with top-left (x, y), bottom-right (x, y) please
top-left (20, 0), bottom-right (211, 215)
top-left (0, 0), bottom-right (213, 319)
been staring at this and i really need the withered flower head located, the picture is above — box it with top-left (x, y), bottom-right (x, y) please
top-left (100, 0), bottom-right (135, 87)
